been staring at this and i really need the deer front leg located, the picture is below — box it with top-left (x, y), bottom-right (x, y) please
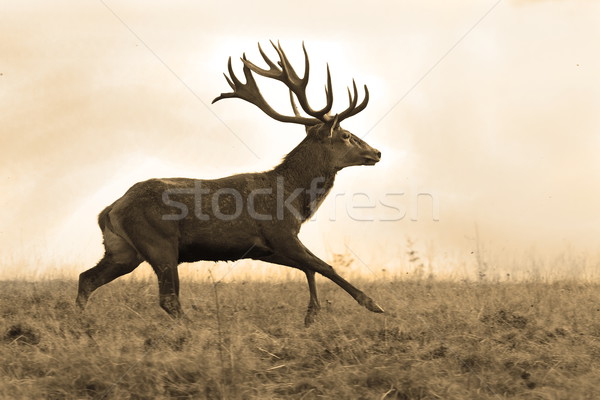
top-left (261, 252), bottom-right (324, 325)
top-left (304, 270), bottom-right (321, 326)
top-left (261, 237), bottom-right (384, 321)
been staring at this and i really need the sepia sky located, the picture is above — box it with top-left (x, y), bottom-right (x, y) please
top-left (1, 0), bottom-right (599, 274)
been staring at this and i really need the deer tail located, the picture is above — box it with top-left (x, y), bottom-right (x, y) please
top-left (98, 205), bottom-right (114, 232)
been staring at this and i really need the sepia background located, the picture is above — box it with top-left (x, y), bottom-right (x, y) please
top-left (1, 0), bottom-right (599, 279)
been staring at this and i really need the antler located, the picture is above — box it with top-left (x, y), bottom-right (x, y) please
top-left (242, 41), bottom-right (334, 122)
top-left (337, 79), bottom-right (369, 122)
top-left (212, 54), bottom-right (319, 125)
top-left (212, 42), bottom-right (369, 126)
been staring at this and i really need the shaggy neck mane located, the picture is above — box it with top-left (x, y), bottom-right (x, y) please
top-left (272, 136), bottom-right (338, 221)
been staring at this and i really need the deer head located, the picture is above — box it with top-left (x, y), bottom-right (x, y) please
top-left (212, 41), bottom-right (381, 171)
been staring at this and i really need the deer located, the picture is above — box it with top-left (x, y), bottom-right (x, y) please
top-left (76, 42), bottom-right (384, 326)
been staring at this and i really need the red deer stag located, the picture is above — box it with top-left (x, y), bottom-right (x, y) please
top-left (76, 42), bottom-right (384, 326)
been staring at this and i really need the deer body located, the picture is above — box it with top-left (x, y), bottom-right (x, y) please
top-left (77, 42), bottom-right (384, 325)
top-left (100, 136), bottom-right (338, 264)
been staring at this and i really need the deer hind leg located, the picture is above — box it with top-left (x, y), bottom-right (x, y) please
top-left (76, 231), bottom-right (142, 309)
top-left (133, 237), bottom-right (183, 318)
top-left (150, 263), bottom-right (183, 318)
top-left (116, 215), bottom-right (183, 318)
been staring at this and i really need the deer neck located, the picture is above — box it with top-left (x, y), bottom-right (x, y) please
top-left (272, 138), bottom-right (338, 221)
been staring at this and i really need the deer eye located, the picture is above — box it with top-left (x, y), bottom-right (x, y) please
top-left (341, 132), bottom-right (351, 140)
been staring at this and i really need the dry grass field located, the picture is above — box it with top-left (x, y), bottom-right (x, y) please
top-left (1, 276), bottom-right (600, 399)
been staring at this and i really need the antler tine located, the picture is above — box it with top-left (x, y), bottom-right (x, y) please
top-left (348, 80), bottom-right (359, 110)
top-left (301, 41), bottom-right (310, 87)
top-left (320, 64), bottom-right (334, 115)
top-left (257, 42), bottom-right (280, 73)
top-left (227, 57), bottom-right (242, 87)
top-left (241, 42), bottom-right (281, 79)
top-left (351, 85), bottom-right (370, 116)
top-left (212, 58), bottom-right (241, 102)
top-left (337, 83), bottom-right (369, 122)
top-left (273, 41), bottom-right (302, 86)
top-left (289, 89), bottom-right (301, 117)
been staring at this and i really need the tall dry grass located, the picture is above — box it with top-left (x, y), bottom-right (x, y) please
top-left (1, 275), bottom-right (600, 399)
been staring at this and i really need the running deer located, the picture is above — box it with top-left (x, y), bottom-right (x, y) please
top-left (76, 42), bottom-right (384, 325)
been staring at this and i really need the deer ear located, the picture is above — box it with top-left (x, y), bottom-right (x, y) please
top-left (328, 114), bottom-right (340, 137)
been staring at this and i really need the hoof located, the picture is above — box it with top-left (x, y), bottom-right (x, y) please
top-left (160, 295), bottom-right (184, 318)
top-left (304, 305), bottom-right (321, 327)
top-left (357, 294), bottom-right (384, 313)
top-left (366, 301), bottom-right (385, 313)
top-left (165, 307), bottom-right (185, 319)
top-left (75, 295), bottom-right (88, 310)
top-left (304, 313), bottom-right (317, 327)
